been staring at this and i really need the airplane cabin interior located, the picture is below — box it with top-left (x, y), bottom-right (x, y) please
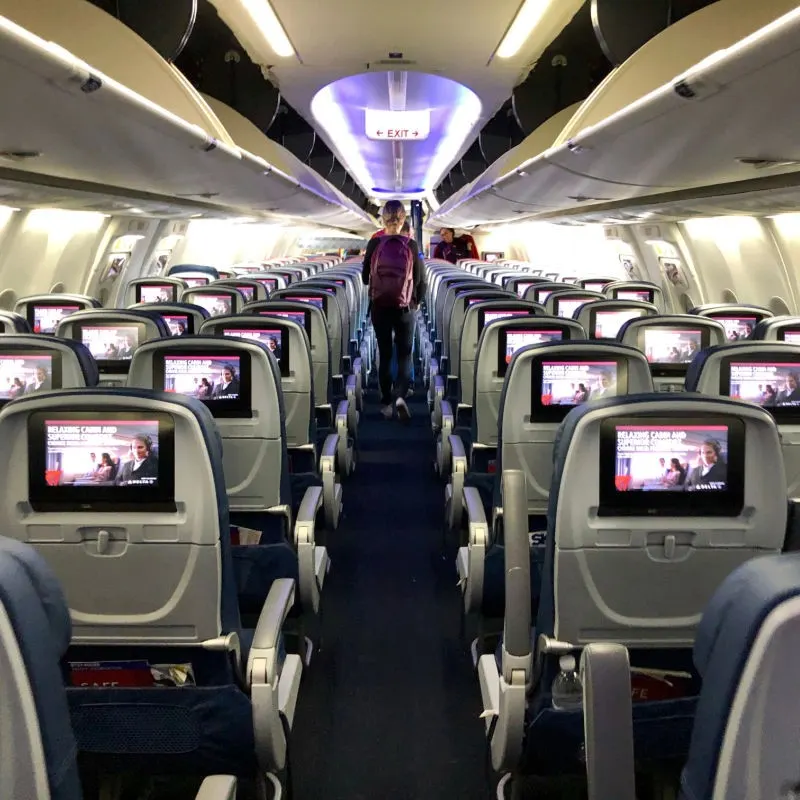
top-left (2, 1), bottom-right (800, 799)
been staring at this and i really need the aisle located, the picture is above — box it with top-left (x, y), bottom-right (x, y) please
top-left (291, 392), bottom-right (489, 799)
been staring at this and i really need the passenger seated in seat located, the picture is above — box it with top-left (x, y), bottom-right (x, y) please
top-left (362, 200), bottom-right (426, 421)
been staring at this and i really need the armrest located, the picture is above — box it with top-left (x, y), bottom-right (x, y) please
top-left (294, 486), bottom-right (324, 612)
top-left (446, 434), bottom-right (468, 532)
top-left (439, 355), bottom-right (449, 377)
top-left (581, 644), bottom-right (635, 800)
top-left (502, 470), bottom-right (532, 672)
top-left (336, 399), bottom-right (355, 475)
top-left (352, 355), bottom-right (364, 410)
top-left (436, 399), bottom-right (455, 476)
top-left (319, 433), bottom-right (343, 528)
top-left (461, 486), bottom-right (489, 614)
top-left (342, 354), bottom-right (352, 374)
top-left (446, 375), bottom-right (459, 400)
top-left (316, 403), bottom-right (333, 431)
top-left (194, 776), bottom-right (237, 800)
top-left (344, 376), bottom-right (359, 432)
top-left (434, 339), bottom-right (442, 360)
top-left (431, 373), bottom-right (445, 432)
top-left (246, 578), bottom-right (296, 685)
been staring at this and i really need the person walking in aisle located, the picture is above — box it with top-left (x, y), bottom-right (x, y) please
top-left (362, 200), bottom-right (426, 421)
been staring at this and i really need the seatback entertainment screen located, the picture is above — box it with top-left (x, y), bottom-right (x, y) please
top-left (163, 315), bottom-right (190, 336)
top-left (556, 298), bottom-right (588, 318)
top-left (232, 285), bottom-right (255, 302)
top-left (28, 411), bottom-right (176, 512)
top-left (0, 354), bottom-right (55, 399)
top-left (32, 305), bottom-right (81, 334)
top-left (182, 277), bottom-right (209, 288)
top-left (137, 284), bottom-right (176, 304)
top-left (616, 289), bottom-right (653, 303)
top-left (498, 328), bottom-right (563, 376)
top-left (262, 310), bottom-right (310, 337)
top-left (80, 326), bottom-right (139, 361)
top-left (190, 294), bottom-right (232, 317)
top-left (516, 281), bottom-right (537, 297)
top-left (583, 281), bottom-right (611, 293)
top-left (594, 310), bottom-right (645, 339)
top-left (782, 330), bottom-right (800, 344)
top-left (541, 361), bottom-right (619, 406)
top-left (723, 360), bottom-right (800, 419)
top-left (598, 417), bottom-right (745, 517)
top-left (255, 278), bottom-right (278, 291)
top-left (717, 316), bottom-right (756, 341)
top-left (221, 328), bottom-right (288, 376)
top-left (286, 295), bottom-right (324, 310)
top-left (643, 328), bottom-right (703, 364)
top-left (156, 352), bottom-right (251, 418)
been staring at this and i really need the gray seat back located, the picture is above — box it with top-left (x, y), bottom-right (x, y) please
top-left (577, 276), bottom-right (618, 293)
top-left (200, 314), bottom-right (312, 448)
top-left (15, 295), bottom-right (98, 334)
top-left (0, 335), bottom-right (96, 400)
top-left (751, 315), bottom-right (800, 341)
top-left (55, 309), bottom-right (167, 386)
top-left (212, 279), bottom-right (269, 304)
top-left (686, 341), bottom-right (800, 498)
top-left (501, 342), bottom-right (653, 515)
top-left (473, 317), bottom-right (587, 445)
top-left (521, 282), bottom-right (565, 306)
top-left (0, 390), bottom-right (229, 645)
top-left (272, 288), bottom-right (344, 376)
top-left (128, 336), bottom-right (285, 511)
top-left (604, 280), bottom-right (665, 312)
top-left (244, 300), bottom-right (331, 408)
top-left (124, 277), bottom-right (188, 307)
top-left (575, 299), bottom-right (659, 340)
top-left (438, 279), bottom-right (487, 344)
top-left (180, 286), bottom-right (247, 318)
top-left (446, 288), bottom-right (512, 365)
top-left (549, 395), bottom-right (786, 646)
top-left (544, 289), bottom-right (605, 318)
top-left (618, 315), bottom-right (727, 392)
top-left (128, 302), bottom-right (210, 336)
top-left (691, 304), bottom-right (773, 341)
top-left (458, 300), bottom-right (543, 404)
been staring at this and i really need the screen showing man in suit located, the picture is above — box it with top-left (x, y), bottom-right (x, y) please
top-left (81, 326), bottom-right (139, 361)
top-left (728, 362), bottom-right (800, 407)
top-left (163, 355), bottom-right (240, 401)
top-left (44, 419), bottom-right (159, 487)
top-left (0, 355), bottom-right (53, 398)
top-left (541, 361), bottom-right (618, 406)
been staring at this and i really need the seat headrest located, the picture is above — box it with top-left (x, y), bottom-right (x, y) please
top-left (167, 264), bottom-right (220, 280)
top-left (0, 334), bottom-right (98, 389)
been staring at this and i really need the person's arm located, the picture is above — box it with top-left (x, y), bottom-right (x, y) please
top-left (362, 238), bottom-right (378, 285)
top-left (432, 241), bottom-right (444, 260)
top-left (411, 240), bottom-right (427, 307)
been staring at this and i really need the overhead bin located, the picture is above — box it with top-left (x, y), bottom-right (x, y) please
top-left (431, 0), bottom-right (800, 228)
top-left (202, 95), bottom-right (367, 226)
top-left (431, 103), bottom-right (582, 228)
top-left (0, 4), bottom-right (370, 227)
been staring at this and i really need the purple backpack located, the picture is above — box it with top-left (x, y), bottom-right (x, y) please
top-left (370, 235), bottom-right (415, 308)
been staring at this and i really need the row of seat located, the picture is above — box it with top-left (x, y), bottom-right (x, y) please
top-left (418, 258), bottom-right (800, 796)
top-left (0, 253), bottom-right (377, 797)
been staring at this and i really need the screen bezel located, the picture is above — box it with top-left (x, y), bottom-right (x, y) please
top-left (0, 349), bottom-right (63, 406)
top-left (477, 307), bottom-right (534, 335)
top-left (598, 414), bottom-right (746, 517)
top-left (135, 283), bottom-right (179, 304)
top-left (532, 357), bottom-right (628, 421)
top-left (720, 353), bottom-right (800, 422)
top-left (497, 327), bottom-right (567, 377)
top-left (613, 288), bottom-right (654, 303)
top-left (28, 409), bottom-right (177, 513)
top-left (260, 309), bottom-right (311, 339)
top-left (637, 324), bottom-right (710, 377)
top-left (186, 292), bottom-right (237, 317)
top-left (29, 302), bottom-right (84, 334)
top-left (153, 349), bottom-right (253, 419)
top-left (553, 294), bottom-right (596, 318)
top-left (161, 314), bottom-right (193, 336)
top-left (590, 307), bottom-right (647, 339)
top-left (285, 294), bottom-right (327, 316)
top-left (218, 325), bottom-right (290, 377)
top-left (75, 322), bottom-right (148, 373)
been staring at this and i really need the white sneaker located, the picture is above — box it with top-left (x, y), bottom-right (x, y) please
top-left (396, 397), bottom-right (411, 422)
top-left (380, 404), bottom-right (394, 419)
top-left (405, 386), bottom-right (415, 398)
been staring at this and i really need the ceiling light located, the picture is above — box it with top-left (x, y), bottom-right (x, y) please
top-left (239, 0), bottom-right (294, 58)
top-left (497, 0), bottom-right (556, 59)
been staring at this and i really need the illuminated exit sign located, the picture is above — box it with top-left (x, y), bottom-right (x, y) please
top-left (365, 109), bottom-right (430, 141)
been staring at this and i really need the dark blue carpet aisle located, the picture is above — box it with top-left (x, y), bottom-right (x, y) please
top-left (292, 391), bottom-right (489, 799)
